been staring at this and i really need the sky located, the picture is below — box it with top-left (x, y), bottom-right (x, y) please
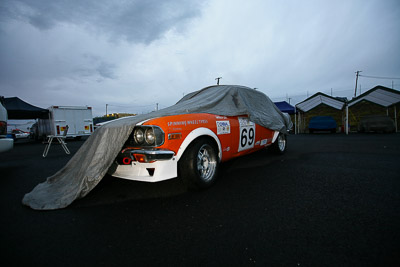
top-left (1, 0), bottom-right (400, 117)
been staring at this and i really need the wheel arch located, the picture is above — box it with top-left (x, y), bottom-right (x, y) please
top-left (175, 127), bottom-right (222, 162)
top-left (272, 130), bottom-right (280, 143)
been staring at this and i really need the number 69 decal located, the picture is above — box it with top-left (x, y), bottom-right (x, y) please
top-left (238, 117), bottom-right (256, 152)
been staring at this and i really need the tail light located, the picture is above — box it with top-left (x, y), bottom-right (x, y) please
top-left (0, 121), bottom-right (7, 135)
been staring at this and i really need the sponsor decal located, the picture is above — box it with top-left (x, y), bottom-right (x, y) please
top-left (260, 139), bottom-right (268, 146)
top-left (168, 121), bottom-right (187, 127)
top-left (216, 121), bottom-right (231, 135)
top-left (238, 117), bottom-right (255, 127)
top-left (167, 119), bottom-right (208, 127)
top-left (215, 116), bottom-right (228, 119)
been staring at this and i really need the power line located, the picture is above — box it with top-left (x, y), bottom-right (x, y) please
top-left (270, 88), bottom-right (354, 100)
top-left (107, 103), bottom-right (155, 108)
top-left (359, 74), bottom-right (400, 80)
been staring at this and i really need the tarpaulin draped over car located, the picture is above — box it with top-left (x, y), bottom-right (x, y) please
top-left (22, 85), bottom-right (293, 210)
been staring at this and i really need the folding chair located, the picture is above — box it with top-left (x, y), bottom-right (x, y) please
top-left (43, 125), bottom-right (70, 157)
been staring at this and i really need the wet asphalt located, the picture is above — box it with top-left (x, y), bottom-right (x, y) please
top-left (1, 133), bottom-right (399, 266)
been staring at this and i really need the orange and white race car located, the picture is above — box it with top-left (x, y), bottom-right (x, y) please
top-left (108, 85), bottom-right (291, 190)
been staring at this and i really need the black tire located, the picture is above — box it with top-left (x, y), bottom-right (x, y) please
top-left (271, 133), bottom-right (287, 154)
top-left (179, 137), bottom-right (219, 190)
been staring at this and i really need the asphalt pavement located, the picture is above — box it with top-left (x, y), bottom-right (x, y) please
top-left (1, 133), bottom-right (399, 266)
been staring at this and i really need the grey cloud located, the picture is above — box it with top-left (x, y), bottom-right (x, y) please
top-left (72, 53), bottom-right (117, 80)
top-left (97, 62), bottom-right (117, 80)
top-left (0, 0), bottom-right (203, 43)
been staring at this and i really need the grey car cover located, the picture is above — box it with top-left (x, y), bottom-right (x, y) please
top-left (22, 85), bottom-right (292, 210)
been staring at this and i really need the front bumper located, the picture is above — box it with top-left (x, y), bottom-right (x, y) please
top-left (118, 148), bottom-right (175, 163)
top-left (108, 148), bottom-right (177, 182)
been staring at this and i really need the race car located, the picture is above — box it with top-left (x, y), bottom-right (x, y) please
top-left (11, 129), bottom-right (30, 140)
top-left (108, 85), bottom-right (291, 190)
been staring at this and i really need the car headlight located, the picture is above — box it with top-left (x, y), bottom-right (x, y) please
top-left (134, 128), bottom-right (144, 144)
top-left (145, 128), bottom-right (155, 145)
top-left (130, 126), bottom-right (164, 147)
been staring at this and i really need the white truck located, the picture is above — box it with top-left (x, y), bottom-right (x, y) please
top-left (32, 106), bottom-right (94, 140)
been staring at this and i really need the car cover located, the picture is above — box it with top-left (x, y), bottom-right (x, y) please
top-left (22, 85), bottom-right (293, 210)
top-left (358, 115), bottom-right (395, 133)
top-left (308, 116), bottom-right (337, 130)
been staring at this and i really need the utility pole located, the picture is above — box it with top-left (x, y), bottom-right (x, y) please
top-left (288, 97), bottom-right (291, 104)
top-left (354, 71), bottom-right (362, 97)
top-left (156, 103), bottom-right (159, 111)
top-left (106, 104), bottom-right (108, 116)
top-left (215, 77), bottom-right (222, 85)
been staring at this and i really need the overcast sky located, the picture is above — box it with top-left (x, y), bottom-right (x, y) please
top-left (1, 0), bottom-right (399, 117)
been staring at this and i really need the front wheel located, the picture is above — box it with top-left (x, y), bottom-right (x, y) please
top-left (271, 133), bottom-right (287, 154)
top-left (179, 138), bottom-right (219, 190)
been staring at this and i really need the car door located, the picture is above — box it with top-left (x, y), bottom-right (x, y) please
top-left (229, 116), bottom-right (275, 159)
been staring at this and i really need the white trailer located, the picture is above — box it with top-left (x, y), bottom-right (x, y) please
top-left (35, 106), bottom-right (94, 139)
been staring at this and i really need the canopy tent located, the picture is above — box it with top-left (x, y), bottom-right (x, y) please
top-left (296, 92), bottom-right (345, 112)
top-left (348, 85), bottom-right (400, 132)
top-left (348, 85), bottom-right (400, 108)
top-left (274, 101), bottom-right (295, 114)
top-left (4, 97), bottom-right (49, 119)
top-left (294, 93), bottom-right (346, 134)
top-left (294, 86), bottom-right (400, 134)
